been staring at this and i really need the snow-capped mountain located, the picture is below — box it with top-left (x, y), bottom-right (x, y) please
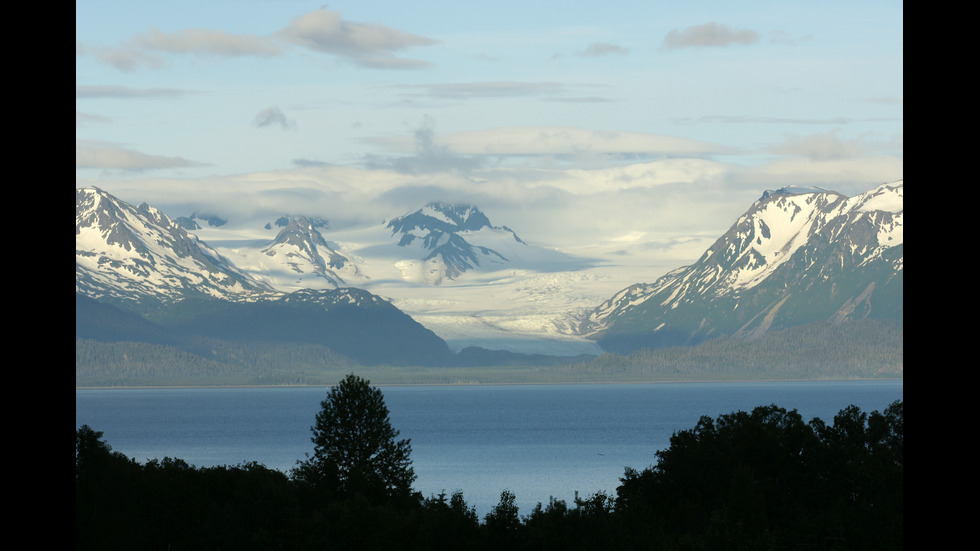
top-left (384, 202), bottom-right (528, 284)
top-left (76, 187), bottom-right (274, 310)
top-left (582, 180), bottom-right (903, 352)
top-left (205, 201), bottom-right (587, 290)
top-left (255, 216), bottom-right (362, 288)
top-left (75, 189), bottom-right (463, 367)
top-left (76, 180), bottom-right (903, 360)
top-left (76, 188), bottom-right (606, 355)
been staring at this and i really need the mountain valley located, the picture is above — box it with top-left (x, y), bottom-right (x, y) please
top-left (76, 180), bottom-right (903, 385)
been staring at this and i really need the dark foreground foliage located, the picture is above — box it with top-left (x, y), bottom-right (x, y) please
top-left (76, 400), bottom-right (902, 551)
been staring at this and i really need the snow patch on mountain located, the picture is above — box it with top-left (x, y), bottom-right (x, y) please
top-left (173, 200), bottom-right (617, 353)
top-left (725, 191), bottom-right (846, 290)
top-left (580, 179), bottom-right (904, 338)
top-left (76, 188), bottom-right (272, 307)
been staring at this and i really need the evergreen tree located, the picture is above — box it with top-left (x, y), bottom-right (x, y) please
top-left (293, 373), bottom-right (417, 505)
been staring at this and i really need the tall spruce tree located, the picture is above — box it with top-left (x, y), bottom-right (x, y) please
top-left (294, 373), bottom-right (416, 504)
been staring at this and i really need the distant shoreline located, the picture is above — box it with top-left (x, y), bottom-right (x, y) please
top-left (76, 375), bottom-right (903, 390)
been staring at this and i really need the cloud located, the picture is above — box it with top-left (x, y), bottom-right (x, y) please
top-left (361, 125), bottom-right (734, 176)
top-left (576, 42), bottom-right (629, 57)
top-left (253, 106), bottom-right (297, 130)
top-left (735, 156), bottom-right (903, 196)
top-left (672, 114), bottom-right (901, 126)
top-left (277, 9), bottom-right (437, 69)
top-left (131, 28), bottom-right (281, 57)
top-left (662, 23), bottom-right (759, 50)
top-left (80, 29), bottom-right (280, 71)
top-left (543, 96), bottom-right (616, 103)
top-left (292, 158), bottom-right (333, 168)
top-left (75, 85), bottom-right (189, 99)
top-left (400, 81), bottom-right (618, 104)
top-left (769, 130), bottom-right (872, 161)
top-left (408, 81), bottom-right (567, 100)
top-left (76, 112), bottom-right (110, 127)
top-left (431, 127), bottom-right (733, 158)
top-left (77, 145), bottom-right (899, 266)
top-left (76, 141), bottom-right (204, 171)
top-left (86, 47), bottom-right (167, 72)
top-left (79, 9), bottom-right (434, 72)
top-left (363, 116), bottom-right (482, 175)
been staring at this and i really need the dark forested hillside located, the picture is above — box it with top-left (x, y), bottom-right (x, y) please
top-left (565, 320), bottom-right (903, 381)
top-left (153, 296), bottom-right (455, 367)
top-left (76, 290), bottom-right (455, 369)
top-left (76, 294), bottom-right (175, 345)
top-left (76, 315), bottom-right (901, 387)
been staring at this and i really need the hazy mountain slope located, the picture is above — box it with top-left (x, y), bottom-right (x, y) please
top-left (584, 180), bottom-right (903, 353)
top-left (150, 288), bottom-right (455, 366)
top-left (75, 293), bottom-right (175, 345)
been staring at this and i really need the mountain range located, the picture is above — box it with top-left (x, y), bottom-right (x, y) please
top-left (76, 180), bottom-right (902, 382)
top-left (581, 181), bottom-right (903, 353)
top-left (76, 188), bottom-right (273, 311)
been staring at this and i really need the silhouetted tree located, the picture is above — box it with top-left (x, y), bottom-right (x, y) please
top-left (614, 401), bottom-right (903, 550)
top-left (484, 490), bottom-right (524, 548)
top-left (76, 425), bottom-right (143, 550)
top-left (293, 373), bottom-right (417, 505)
top-left (418, 490), bottom-right (480, 550)
top-left (76, 396), bottom-right (902, 551)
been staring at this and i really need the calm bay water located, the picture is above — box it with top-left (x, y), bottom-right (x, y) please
top-left (75, 380), bottom-right (902, 517)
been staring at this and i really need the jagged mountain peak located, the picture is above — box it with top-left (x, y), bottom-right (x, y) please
top-left (387, 202), bottom-right (497, 235)
top-left (172, 210), bottom-right (227, 230)
top-left (756, 180), bottom-right (902, 214)
top-left (383, 201), bottom-right (530, 283)
top-left (269, 217), bottom-right (330, 247)
top-left (844, 179), bottom-right (903, 214)
top-left (582, 180), bottom-right (904, 352)
top-left (265, 215), bottom-right (329, 231)
top-left (275, 287), bottom-right (390, 308)
top-left (77, 187), bottom-right (148, 234)
top-left (257, 216), bottom-right (359, 289)
top-left (76, 187), bottom-right (273, 310)
top-left (422, 201), bottom-right (492, 231)
top-left (695, 180), bottom-right (903, 294)
top-left (759, 185), bottom-right (837, 201)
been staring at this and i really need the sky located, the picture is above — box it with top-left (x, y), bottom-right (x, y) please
top-left (76, 0), bottom-right (903, 271)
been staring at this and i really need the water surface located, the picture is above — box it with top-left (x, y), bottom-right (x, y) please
top-left (76, 380), bottom-right (903, 516)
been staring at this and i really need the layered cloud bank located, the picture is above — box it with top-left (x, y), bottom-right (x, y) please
top-left (77, 2), bottom-right (902, 275)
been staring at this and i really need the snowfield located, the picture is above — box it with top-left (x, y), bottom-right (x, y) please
top-left (191, 218), bottom-right (672, 355)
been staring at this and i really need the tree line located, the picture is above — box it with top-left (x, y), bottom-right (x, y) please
top-left (77, 320), bottom-right (902, 387)
top-left (76, 374), bottom-right (902, 550)
top-left (563, 319), bottom-right (904, 381)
